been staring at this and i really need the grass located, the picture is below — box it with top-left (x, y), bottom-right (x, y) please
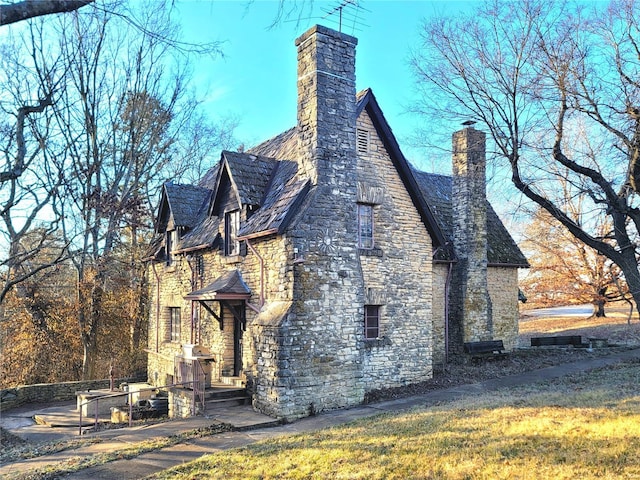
top-left (3, 424), bottom-right (231, 480)
top-left (150, 360), bottom-right (640, 480)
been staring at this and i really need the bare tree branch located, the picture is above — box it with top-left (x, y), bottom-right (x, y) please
top-left (0, 0), bottom-right (93, 26)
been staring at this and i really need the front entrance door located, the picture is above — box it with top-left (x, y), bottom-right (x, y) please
top-left (222, 301), bottom-right (245, 377)
top-left (233, 311), bottom-right (243, 376)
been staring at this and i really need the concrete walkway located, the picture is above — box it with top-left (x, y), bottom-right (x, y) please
top-left (2, 348), bottom-right (640, 480)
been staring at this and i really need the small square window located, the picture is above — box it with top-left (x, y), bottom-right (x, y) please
top-left (358, 204), bottom-right (374, 249)
top-left (364, 305), bottom-right (380, 339)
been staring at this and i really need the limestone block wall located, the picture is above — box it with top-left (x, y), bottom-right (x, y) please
top-left (0, 377), bottom-right (143, 412)
top-left (147, 231), bottom-right (293, 394)
top-left (487, 266), bottom-right (520, 350)
top-left (253, 25), bottom-right (367, 419)
top-left (432, 263), bottom-right (449, 366)
top-left (357, 111), bottom-right (433, 391)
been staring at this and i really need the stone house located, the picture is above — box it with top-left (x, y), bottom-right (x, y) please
top-left (145, 25), bottom-right (528, 420)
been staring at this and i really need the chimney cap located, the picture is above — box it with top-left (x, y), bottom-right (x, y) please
top-left (462, 120), bottom-right (476, 126)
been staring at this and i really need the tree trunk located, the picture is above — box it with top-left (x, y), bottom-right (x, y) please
top-left (617, 250), bottom-right (640, 320)
top-left (594, 301), bottom-right (606, 318)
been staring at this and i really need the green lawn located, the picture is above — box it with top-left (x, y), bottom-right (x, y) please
top-left (151, 360), bottom-right (640, 479)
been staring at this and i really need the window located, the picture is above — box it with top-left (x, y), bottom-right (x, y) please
top-left (224, 210), bottom-right (240, 256)
top-left (357, 128), bottom-right (369, 155)
top-left (364, 305), bottom-right (380, 339)
top-left (169, 307), bottom-right (181, 343)
top-left (165, 230), bottom-right (176, 266)
top-left (357, 204), bottom-right (374, 249)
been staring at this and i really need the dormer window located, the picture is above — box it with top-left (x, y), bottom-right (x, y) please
top-left (224, 210), bottom-right (240, 256)
top-left (166, 230), bottom-right (177, 266)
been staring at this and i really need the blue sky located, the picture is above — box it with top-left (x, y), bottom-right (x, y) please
top-left (174, 1), bottom-right (475, 173)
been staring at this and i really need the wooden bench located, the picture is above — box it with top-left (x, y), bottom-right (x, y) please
top-left (463, 340), bottom-right (507, 361)
top-left (530, 335), bottom-right (584, 347)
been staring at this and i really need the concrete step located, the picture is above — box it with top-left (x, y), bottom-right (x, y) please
top-left (204, 384), bottom-right (247, 401)
top-left (219, 376), bottom-right (245, 387)
top-left (204, 395), bottom-right (251, 411)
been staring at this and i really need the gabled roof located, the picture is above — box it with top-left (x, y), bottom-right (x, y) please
top-left (156, 182), bottom-right (211, 233)
top-left (185, 270), bottom-right (251, 301)
top-left (356, 88), bottom-right (527, 267)
top-left (412, 171), bottom-right (529, 267)
top-left (221, 151), bottom-right (278, 206)
top-left (355, 89), bottom-right (447, 249)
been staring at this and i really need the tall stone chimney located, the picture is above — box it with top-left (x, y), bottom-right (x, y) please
top-left (451, 126), bottom-right (492, 344)
top-left (295, 25), bottom-right (358, 185)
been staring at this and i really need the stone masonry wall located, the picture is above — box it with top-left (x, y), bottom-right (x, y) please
top-left (356, 111), bottom-right (433, 391)
top-left (451, 127), bottom-right (492, 347)
top-left (432, 263), bottom-right (449, 366)
top-left (432, 264), bottom-right (520, 365)
top-left (255, 25), bottom-right (367, 419)
top-left (147, 225), bottom-right (293, 401)
top-left (487, 266), bottom-right (520, 350)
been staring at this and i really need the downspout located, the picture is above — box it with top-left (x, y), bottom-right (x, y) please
top-left (187, 256), bottom-right (196, 344)
top-left (443, 261), bottom-right (453, 365)
top-left (245, 239), bottom-right (264, 313)
top-left (151, 262), bottom-right (161, 353)
top-left (434, 243), bottom-right (454, 366)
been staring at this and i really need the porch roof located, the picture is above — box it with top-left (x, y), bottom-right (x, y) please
top-left (184, 270), bottom-right (251, 301)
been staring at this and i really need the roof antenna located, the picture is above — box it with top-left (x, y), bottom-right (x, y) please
top-left (321, 0), bottom-right (369, 34)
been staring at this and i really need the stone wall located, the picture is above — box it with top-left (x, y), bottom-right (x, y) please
top-left (432, 263), bottom-right (449, 366)
top-left (451, 127), bottom-right (492, 347)
top-left (147, 233), bottom-right (292, 393)
top-left (253, 24), bottom-right (366, 419)
top-left (357, 111), bottom-right (433, 391)
top-left (487, 266), bottom-right (520, 350)
top-left (432, 264), bottom-right (520, 365)
top-left (0, 377), bottom-right (142, 412)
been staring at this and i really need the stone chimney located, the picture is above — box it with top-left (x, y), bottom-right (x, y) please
top-left (295, 25), bottom-right (358, 185)
top-left (451, 126), bottom-right (492, 344)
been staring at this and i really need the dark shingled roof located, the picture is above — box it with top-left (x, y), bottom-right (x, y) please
top-left (248, 127), bottom-right (298, 160)
top-left (162, 183), bottom-right (211, 229)
top-left (222, 151), bottom-right (278, 206)
top-left (150, 87), bottom-right (526, 268)
top-left (238, 160), bottom-right (309, 238)
top-left (412, 170), bottom-right (528, 266)
top-left (176, 215), bottom-right (219, 253)
top-left (185, 269), bottom-right (251, 300)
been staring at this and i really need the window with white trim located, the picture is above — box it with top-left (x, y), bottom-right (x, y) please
top-left (357, 204), bottom-right (374, 249)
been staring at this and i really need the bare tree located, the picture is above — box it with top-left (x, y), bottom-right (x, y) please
top-left (521, 208), bottom-right (628, 317)
top-left (1, 0), bottom-right (233, 379)
top-left (412, 0), bottom-right (640, 314)
top-left (0, 37), bottom-right (70, 305)
top-left (0, 0), bottom-right (93, 26)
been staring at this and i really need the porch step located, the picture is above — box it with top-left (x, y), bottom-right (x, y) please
top-left (204, 395), bottom-right (251, 411)
top-left (201, 383), bottom-right (251, 412)
top-left (204, 384), bottom-right (247, 401)
top-left (219, 376), bottom-right (245, 388)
